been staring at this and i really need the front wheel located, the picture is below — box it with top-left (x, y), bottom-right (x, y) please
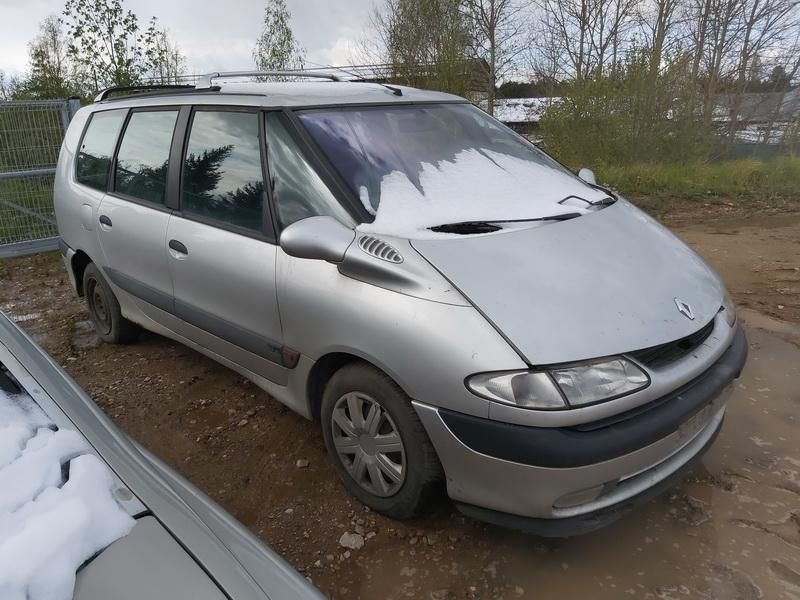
top-left (321, 362), bottom-right (443, 519)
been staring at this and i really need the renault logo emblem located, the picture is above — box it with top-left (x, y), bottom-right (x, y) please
top-left (674, 298), bottom-right (695, 320)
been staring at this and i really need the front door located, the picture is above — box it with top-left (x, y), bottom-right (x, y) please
top-left (166, 108), bottom-right (286, 384)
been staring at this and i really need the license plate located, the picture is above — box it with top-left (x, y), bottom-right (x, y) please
top-left (678, 403), bottom-right (713, 441)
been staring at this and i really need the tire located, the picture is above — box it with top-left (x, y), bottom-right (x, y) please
top-left (83, 263), bottom-right (139, 344)
top-left (321, 362), bottom-right (444, 519)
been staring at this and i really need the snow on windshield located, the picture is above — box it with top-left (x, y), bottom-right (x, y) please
top-left (299, 103), bottom-right (609, 239)
top-left (0, 388), bottom-right (134, 600)
top-left (356, 147), bottom-right (608, 239)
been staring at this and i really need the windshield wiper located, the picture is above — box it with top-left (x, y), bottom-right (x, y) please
top-left (429, 213), bottom-right (583, 235)
top-left (429, 221), bottom-right (503, 234)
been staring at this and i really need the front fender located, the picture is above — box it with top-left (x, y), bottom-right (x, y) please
top-left (277, 251), bottom-right (525, 418)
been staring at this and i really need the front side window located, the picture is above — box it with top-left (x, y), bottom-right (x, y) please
top-left (76, 110), bottom-right (126, 191)
top-left (182, 111), bottom-right (263, 231)
top-left (265, 112), bottom-right (354, 229)
top-left (114, 110), bottom-right (178, 204)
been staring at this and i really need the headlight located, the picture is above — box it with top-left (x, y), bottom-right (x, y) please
top-left (467, 357), bottom-right (649, 410)
top-left (721, 293), bottom-right (736, 327)
top-left (467, 371), bottom-right (566, 409)
top-left (550, 358), bottom-right (649, 407)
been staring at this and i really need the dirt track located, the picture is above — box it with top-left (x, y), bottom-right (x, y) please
top-left (1, 208), bottom-right (799, 599)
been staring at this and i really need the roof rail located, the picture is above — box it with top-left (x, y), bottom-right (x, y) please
top-left (94, 84), bottom-right (195, 103)
top-left (196, 70), bottom-right (343, 88)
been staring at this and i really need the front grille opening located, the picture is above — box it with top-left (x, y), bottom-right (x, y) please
top-left (629, 318), bottom-right (715, 369)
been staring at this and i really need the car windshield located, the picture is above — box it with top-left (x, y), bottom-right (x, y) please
top-left (297, 103), bottom-right (611, 238)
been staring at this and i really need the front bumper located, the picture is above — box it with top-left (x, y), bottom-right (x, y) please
top-left (414, 326), bottom-right (747, 536)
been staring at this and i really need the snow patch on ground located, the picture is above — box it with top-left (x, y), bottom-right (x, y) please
top-left (0, 389), bottom-right (134, 600)
top-left (487, 97), bottom-right (562, 124)
top-left (357, 147), bottom-right (608, 239)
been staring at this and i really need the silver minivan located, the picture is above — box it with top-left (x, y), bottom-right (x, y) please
top-left (55, 72), bottom-right (747, 536)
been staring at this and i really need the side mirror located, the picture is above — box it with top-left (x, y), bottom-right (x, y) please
top-left (279, 216), bottom-right (355, 262)
top-left (577, 167), bottom-right (597, 185)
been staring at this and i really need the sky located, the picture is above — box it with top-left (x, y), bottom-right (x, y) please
top-left (0, 0), bottom-right (378, 77)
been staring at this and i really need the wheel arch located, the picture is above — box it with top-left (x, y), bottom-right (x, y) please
top-left (305, 350), bottom-right (411, 421)
top-left (70, 249), bottom-right (93, 296)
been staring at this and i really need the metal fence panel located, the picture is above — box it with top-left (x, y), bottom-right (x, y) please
top-left (0, 99), bottom-right (76, 258)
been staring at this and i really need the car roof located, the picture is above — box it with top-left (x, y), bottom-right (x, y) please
top-left (90, 80), bottom-right (468, 111)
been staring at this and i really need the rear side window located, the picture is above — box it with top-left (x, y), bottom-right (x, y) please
top-left (265, 112), bottom-right (354, 229)
top-left (114, 110), bottom-right (178, 205)
top-left (182, 111), bottom-right (264, 231)
top-left (76, 110), bottom-right (126, 191)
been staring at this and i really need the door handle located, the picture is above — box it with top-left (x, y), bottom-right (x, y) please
top-left (99, 215), bottom-right (112, 227)
top-left (169, 239), bottom-right (188, 255)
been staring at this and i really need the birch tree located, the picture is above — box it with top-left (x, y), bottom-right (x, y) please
top-left (374, 0), bottom-right (471, 95)
top-left (537, 0), bottom-right (641, 82)
top-left (144, 19), bottom-right (187, 84)
top-left (15, 15), bottom-right (78, 99)
top-left (462, 0), bottom-right (531, 113)
top-left (253, 0), bottom-right (306, 73)
top-left (62, 0), bottom-right (145, 89)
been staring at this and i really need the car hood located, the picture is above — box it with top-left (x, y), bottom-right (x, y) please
top-left (411, 200), bottom-right (725, 365)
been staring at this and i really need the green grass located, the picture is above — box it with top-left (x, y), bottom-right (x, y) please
top-left (597, 157), bottom-right (800, 200)
top-left (0, 178), bottom-right (58, 244)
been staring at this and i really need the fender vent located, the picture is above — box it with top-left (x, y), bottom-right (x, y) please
top-left (358, 235), bottom-right (403, 263)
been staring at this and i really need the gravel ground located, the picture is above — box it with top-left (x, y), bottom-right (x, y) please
top-left (0, 208), bottom-right (798, 599)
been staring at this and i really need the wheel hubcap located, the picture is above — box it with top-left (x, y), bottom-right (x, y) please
top-left (331, 392), bottom-right (406, 497)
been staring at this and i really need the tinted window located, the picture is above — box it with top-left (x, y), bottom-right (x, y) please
top-left (114, 111), bottom-right (178, 204)
top-left (76, 110), bottom-right (126, 191)
top-left (182, 111), bottom-right (263, 231)
top-left (265, 112), bottom-right (354, 229)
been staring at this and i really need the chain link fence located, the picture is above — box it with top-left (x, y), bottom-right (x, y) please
top-left (0, 98), bottom-right (80, 258)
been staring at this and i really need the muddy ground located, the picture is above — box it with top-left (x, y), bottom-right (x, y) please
top-left (1, 206), bottom-right (799, 599)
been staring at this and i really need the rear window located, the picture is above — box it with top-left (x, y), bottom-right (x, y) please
top-left (76, 110), bottom-right (126, 191)
top-left (114, 110), bottom-right (179, 205)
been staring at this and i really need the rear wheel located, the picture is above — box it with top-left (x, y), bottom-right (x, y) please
top-left (321, 362), bottom-right (443, 519)
top-left (83, 263), bottom-right (139, 344)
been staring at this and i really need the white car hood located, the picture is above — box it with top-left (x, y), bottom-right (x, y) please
top-left (411, 200), bottom-right (725, 365)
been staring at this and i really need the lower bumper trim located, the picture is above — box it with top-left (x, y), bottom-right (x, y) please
top-left (455, 414), bottom-right (723, 538)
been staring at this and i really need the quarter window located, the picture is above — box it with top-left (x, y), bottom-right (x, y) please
top-left (265, 112), bottom-right (354, 229)
top-left (76, 110), bottom-right (126, 191)
top-left (182, 111), bottom-right (264, 231)
top-left (114, 110), bottom-right (178, 204)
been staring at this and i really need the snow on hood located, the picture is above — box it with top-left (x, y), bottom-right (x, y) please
top-left (356, 148), bottom-right (609, 240)
top-left (0, 389), bottom-right (134, 600)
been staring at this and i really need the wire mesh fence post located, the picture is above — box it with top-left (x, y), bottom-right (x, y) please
top-left (0, 99), bottom-right (73, 258)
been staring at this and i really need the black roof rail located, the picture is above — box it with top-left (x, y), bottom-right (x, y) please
top-left (94, 84), bottom-right (197, 102)
top-left (195, 70), bottom-right (343, 88)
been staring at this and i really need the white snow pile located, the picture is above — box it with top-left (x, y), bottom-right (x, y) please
top-left (0, 388), bottom-right (134, 600)
top-left (357, 147), bottom-right (609, 239)
top-left (488, 97), bottom-right (563, 124)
